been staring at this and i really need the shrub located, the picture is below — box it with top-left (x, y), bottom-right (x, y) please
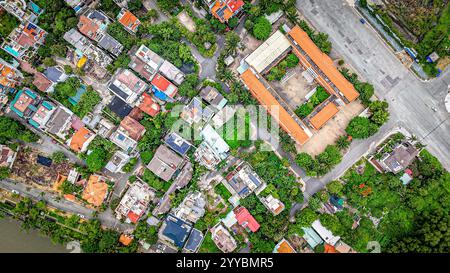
top-left (346, 117), bottom-right (379, 139)
top-left (252, 17), bottom-right (271, 40)
top-left (286, 53), bottom-right (299, 68)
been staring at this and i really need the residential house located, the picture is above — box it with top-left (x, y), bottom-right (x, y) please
top-left (29, 101), bottom-right (56, 129)
top-left (159, 60), bottom-right (185, 85)
top-left (147, 145), bottom-right (184, 182)
top-left (302, 227), bottom-right (324, 249)
top-left (65, 0), bottom-right (93, 14)
top-left (117, 9), bottom-right (140, 34)
top-left (194, 124), bottom-right (229, 170)
top-left (119, 115), bottom-right (146, 141)
top-left (82, 174), bottom-right (109, 207)
top-left (311, 219), bottom-right (341, 246)
top-left (109, 116), bottom-right (145, 154)
top-left (2, 21), bottom-right (47, 61)
top-left (200, 86), bottom-right (227, 111)
top-left (334, 240), bottom-right (358, 253)
top-left (78, 9), bottom-right (123, 56)
top-left (210, 0), bottom-right (245, 23)
top-left (9, 88), bottom-right (40, 119)
top-left (108, 69), bottom-right (148, 105)
top-left (107, 95), bottom-right (133, 119)
top-left (260, 194), bottom-right (285, 216)
top-left (172, 191), bottom-right (206, 224)
top-left (96, 118), bottom-right (116, 138)
top-left (105, 150), bottom-right (131, 173)
top-left (180, 97), bottom-right (203, 125)
top-left (137, 92), bottom-right (160, 117)
top-left (45, 106), bottom-right (74, 139)
top-left (63, 28), bottom-right (113, 68)
top-left (159, 214), bottom-right (193, 249)
top-left (151, 73), bottom-right (178, 102)
top-left (0, 59), bottom-right (22, 90)
top-left (234, 206), bottom-right (260, 232)
top-left (0, 145), bottom-right (17, 168)
top-left (32, 72), bottom-right (52, 92)
top-left (211, 223), bottom-right (237, 253)
top-left (115, 180), bottom-right (155, 223)
top-left (225, 162), bottom-right (266, 198)
top-left (68, 127), bottom-right (95, 153)
top-left (164, 132), bottom-right (192, 157)
top-left (211, 105), bottom-right (236, 129)
top-left (273, 238), bottom-right (296, 253)
top-left (128, 45), bottom-right (164, 81)
top-left (183, 228), bottom-right (203, 253)
top-left (377, 141), bottom-right (419, 173)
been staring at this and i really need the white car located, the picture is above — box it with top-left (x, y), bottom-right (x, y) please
top-left (77, 213), bottom-right (86, 219)
top-left (11, 190), bottom-right (19, 195)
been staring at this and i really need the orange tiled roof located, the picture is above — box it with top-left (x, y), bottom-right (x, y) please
top-left (211, 1), bottom-right (234, 23)
top-left (120, 115), bottom-right (146, 141)
top-left (78, 15), bottom-right (100, 40)
top-left (0, 65), bottom-right (16, 87)
top-left (324, 244), bottom-right (338, 253)
top-left (118, 11), bottom-right (140, 32)
top-left (309, 102), bottom-right (339, 130)
top-left (70, 127), bottom-right (93, 152)
top-left (288, 26), bottom-right (359, 102)
top-left (276, 241), bottom-right (295, 253)
top-left (82, 175), bottom-right (108, 207)
top-left (64, 194), bottom-right (76, 201)
top-left (240, 69), bottom-right (310, 145)
top-left (119, 234), bottom-right (133, 246)
top-left (53, 174), bottom-right (68, 191)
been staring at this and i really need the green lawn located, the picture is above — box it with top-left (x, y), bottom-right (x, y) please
top-left (198, 232), bottom-right (221, 253)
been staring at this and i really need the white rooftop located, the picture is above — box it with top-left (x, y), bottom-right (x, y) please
top-left (244, 30), bottom-right (291, 73)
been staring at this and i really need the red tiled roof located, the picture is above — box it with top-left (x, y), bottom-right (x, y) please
top-left (234, 207), bottom-right (260, 232)
top-left (118, 10), bottom-right (140, 32)
top-left (127, 211), bottom-right (140, 223)
top-left (227, 0), bottom-right (244, 12)
top-left (33, 72), bottom-right (52, 92)
top-left (120, 115), bottom-right (146, 141)
top-left (69, 127), bottom-right (93, 152)
top-left (151, 73), bottom-right (171, 91)
top-left (138, 92), bottom-right (160, 117)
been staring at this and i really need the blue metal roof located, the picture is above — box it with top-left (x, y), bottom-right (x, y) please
top-left (184, 228), bottom-right (203, 252)
top-left (162, 214), bottom-right (192, 248)
top-left (164, 133), bottom-right (192, 156)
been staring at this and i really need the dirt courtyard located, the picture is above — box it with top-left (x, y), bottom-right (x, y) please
top-left (271, 67), bottom-right (317, 109)
top-left (177, 11), bottom-right (196, 33)
top-left (296, 100), bottom-right (365, 156)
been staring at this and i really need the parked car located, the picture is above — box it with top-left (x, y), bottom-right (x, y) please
top-left (360, 18), bottom-right (366, 24)
top-left (11, 190), bottom-right (19, 195)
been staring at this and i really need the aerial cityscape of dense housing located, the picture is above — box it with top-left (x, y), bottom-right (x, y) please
top-left (0, 0), bottom-right (448, 257)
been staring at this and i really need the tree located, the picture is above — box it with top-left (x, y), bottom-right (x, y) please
top-left (296, 152), bottom-right (317, 176)
top-left (327, 180), bottom-right (344, 196)
top-left (346, 116), bottom-right (379, 139)
top-left (228, 17), bottom-right (239, 29)
top-left (0, 167), bottom-right (10, 179)
top-left (86, 148), bottom-right (107, 172)
top-left (43, 57), bottom-right (56, 67)
top-left (51, 151), bottom-right (67, 164)
top-left (336, 135), bottom-right (351, 150)
top-left (63, 65), bottom-right (73, 74)
top-left (295, 208), bottom-right (318, 228)
top-left (369, 100), bottom-right (389, 126)
top-left (286, 53), bottom-right (299, 68)
top-left (252, 17), bottom-right (271, 40)
top-left (308, 195), bottom-right (322, 211)
top-left (156, 0), bottom-right (180, 13)
top-left (133, 221), bottom-right (158, 245)
top-left (0, 116), bottom-right (39, 143)
top-left (128, 0), bottom-right (143, 13)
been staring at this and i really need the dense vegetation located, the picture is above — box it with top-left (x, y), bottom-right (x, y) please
top-left (0, 116), bottom-right (39, 144)
top-left (8, 198), bottom-right (137, 252)
top-left (294, 87), bottom-right (330, 118)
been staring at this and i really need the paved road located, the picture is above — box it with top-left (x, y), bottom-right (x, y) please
top-left (288, 0), bottom-right (450, 218)
top-left (296, 0), bottom-right (450, 170)
top-left (0, 178), bottom-right (132, 232)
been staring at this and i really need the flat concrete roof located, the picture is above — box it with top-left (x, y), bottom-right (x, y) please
top-left (244, 30), bottom-right (291, 74)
